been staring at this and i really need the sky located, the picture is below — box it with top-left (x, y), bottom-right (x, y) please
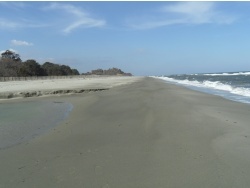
top-left (1, 1), bottom-right (250, 76)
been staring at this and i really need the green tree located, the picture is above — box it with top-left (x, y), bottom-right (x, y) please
top-left (0, 58), bottom-right (21, 77)
top-left (104, 68), bottom-right (124, 75)
top-left (42, 62), bottom-right (63, 76)
top-left (0, 50), bottom-right (81, 77)
top-left (60, 65), bottom-right (73, 75)
top-left (91, 69), bottom-right (104, 75)
top-left (1, 50), bottom-right (21, 62)
top-left (42, 62), bottom-right (80, 76)
top-left (19, 60), bottom-right (45, 76)
top-left (72, 69), bottom-right (80, 75)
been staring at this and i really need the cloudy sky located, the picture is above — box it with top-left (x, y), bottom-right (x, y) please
top-left (1, 1), bottom-right (250, 75)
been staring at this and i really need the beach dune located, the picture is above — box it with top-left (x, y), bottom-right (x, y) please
top-left (0, 76), bottom-right (141, 99)
top-left (1, 77), bottom-right (250, 188)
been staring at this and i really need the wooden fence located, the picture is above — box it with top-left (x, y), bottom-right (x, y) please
top-left (0, 75), bottom-right (108, 82)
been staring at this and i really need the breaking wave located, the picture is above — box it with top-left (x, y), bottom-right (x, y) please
top-left (153, 76), bottom-right (250, 104)
top-left (203, 72), bottom-right (250, 76)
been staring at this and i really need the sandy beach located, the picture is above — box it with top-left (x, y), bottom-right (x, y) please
top-left (1, 77), bottom-right (250, 188)
top-left (0, 76), bottom-right (140, 99)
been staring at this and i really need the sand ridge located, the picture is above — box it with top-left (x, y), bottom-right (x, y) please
top-left (0, 76), bottom-right (142, 99)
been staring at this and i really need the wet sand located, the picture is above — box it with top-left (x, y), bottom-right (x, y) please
top-left (0, 100), bottom-right (73, 150)
top-left (1, 77), bottom-right (250, 187)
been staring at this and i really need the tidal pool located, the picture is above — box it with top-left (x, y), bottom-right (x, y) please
top-left (0, 100), bottom-right (73, 149)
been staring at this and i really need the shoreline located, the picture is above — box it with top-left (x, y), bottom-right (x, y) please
top-left (1, 77), bottom-right (250, 187)
top-left (154, 76), bottom-right (250, 105)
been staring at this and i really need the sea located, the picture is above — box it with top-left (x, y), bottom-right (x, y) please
top-left (154, 71), bottom-right (250, 105)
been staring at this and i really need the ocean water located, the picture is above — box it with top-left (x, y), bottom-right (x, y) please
top-left (0, 100), bottom-right (73, 149)
top-left (154, 71), bottom-right (250, 104)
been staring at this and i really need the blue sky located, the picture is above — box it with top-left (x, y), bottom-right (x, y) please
top-left (1, 1), bottom-right (250, 75)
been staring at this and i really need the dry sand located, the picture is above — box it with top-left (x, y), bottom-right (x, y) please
top-left (0, 76), bottom-right (141, 99)
top-left (1, 77), bottom-right (250, 188)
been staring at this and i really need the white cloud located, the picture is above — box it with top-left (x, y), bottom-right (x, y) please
top-left (11, 39), bottom-right (33, 46)
top-left (0, 18), bottom-right (20, 29)
top-left (0, 18), bottom-right (48, 30)
top-left (163, 2), bottom-right (214, 16)
top-left (163, 2), bottom-right (235, 24)
top-left (46, 3), bottom-right (86, 17)
top-left (128, 2), bottom-right (236, 30)
top-left (44, 3), bottom-right (106, 34)
top-left (63, 19), bottom-right (105, 34)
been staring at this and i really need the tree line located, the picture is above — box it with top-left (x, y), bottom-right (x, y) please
top-left (0, 50), bottom-right (79, 77)
top-left (0, 50), bottom-right (132, 77)
top-left (83, 68), bottom-right (132, 76)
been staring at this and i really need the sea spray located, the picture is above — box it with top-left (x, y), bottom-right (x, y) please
top-left (153, 71), bottom-right (250, 104)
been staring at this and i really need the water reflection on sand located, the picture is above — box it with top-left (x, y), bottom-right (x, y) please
top-left (0, 100), bottom-right (73, 149)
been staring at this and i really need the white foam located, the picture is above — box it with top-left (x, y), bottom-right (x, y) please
top-left (154, 76), bottom-right (250, 98)
top-left (203, 72), bottom-right (250, 76)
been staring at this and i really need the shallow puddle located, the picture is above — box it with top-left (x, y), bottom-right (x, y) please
top-left (0, 100), bottom-right (73, 149)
